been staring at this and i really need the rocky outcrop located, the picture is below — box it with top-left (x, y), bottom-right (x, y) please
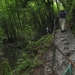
top-left (55, 29), bottom-right (75, 75)
top-left (27, 29), bottom-right (75, 75)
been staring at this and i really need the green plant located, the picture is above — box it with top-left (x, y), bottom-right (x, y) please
top-left (40, 49), bottom-right (46, 54)
top-left (1, 59), bottom-right (11, 75)
top-left (31, 56), bottom-right (43, 68)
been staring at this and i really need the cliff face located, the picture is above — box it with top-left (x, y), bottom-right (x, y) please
top-left (55, 29), bottom-right (75, 75)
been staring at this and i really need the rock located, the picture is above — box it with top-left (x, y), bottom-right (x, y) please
top-left (55, 29), bottom-right (75, 75)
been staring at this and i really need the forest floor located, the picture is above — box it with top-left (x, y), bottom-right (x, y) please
top-left (29, 35), bottom-right (56, 75)
top-left (30, 29), bottom-right (75, 75)
top-left (1, 28), bottom-right (75, 75)
top-left (0, 34), bottom-right (54, 75)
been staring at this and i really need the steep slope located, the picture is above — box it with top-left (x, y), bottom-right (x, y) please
top-left (9, 34), bottom-right (54, 75)
top-left (31, 34), bottom-right (54, 75)
top-left (9, 29), bottom-right (75, 75)
top-left (55, 29), bottom-right (75, 75)
top-left (33, 29), bottom-right (75, 75)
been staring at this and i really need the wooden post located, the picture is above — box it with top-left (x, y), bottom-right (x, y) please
top-left (54, 44), bottom-right (75, 68)
top-left (52, 18), bottom-right (56, 71)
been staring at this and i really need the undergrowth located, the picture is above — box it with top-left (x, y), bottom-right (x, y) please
top-left (9, 34), bottom-right (53, 75)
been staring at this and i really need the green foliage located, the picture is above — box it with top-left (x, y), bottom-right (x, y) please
top-left (40, 49), bottom-right (46, 54)
top-left (66, 0), bottom-right (75, 32)
top-left (31, 56), bottom-right (43, 68)
top-left (0, 59), bottom-right (11, 75)
top-left (0, 27), bottom-right (4, 40)
top-left (35, 34), bottom-right (53, 48)
top-left (23, 25), bottom-right (38, 42)
top-left (22, 73), bottom-right (30, 75)
top-left (17, 59), bottom-right (32, 71)
top-left (9, 53), bottom-right (43, 75)
top-left (9, 34), bottom-right (53, 75)
top-left (30, 34), bottom-right (53, 55)
top-left (35, 35), bottom-right (49, 46)
top-left (0, 0), bottom-right (58, 41)
top-left (26, 34), bottom-right (53, 55)
top-left (9, 53), bottom-right (32, 75)
top-left (53, 2), bottom-right (58, 14)
top-left (53, 2), bottom-right (64, 15)
top-left (1, 0), bottom-right (75, 75)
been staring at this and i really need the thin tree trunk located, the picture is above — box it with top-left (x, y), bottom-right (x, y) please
top-left (56, 0), bottom-right (60, 12)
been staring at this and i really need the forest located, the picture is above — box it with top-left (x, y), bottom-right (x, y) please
top-left (0, 0), bottom-right (75, 75)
